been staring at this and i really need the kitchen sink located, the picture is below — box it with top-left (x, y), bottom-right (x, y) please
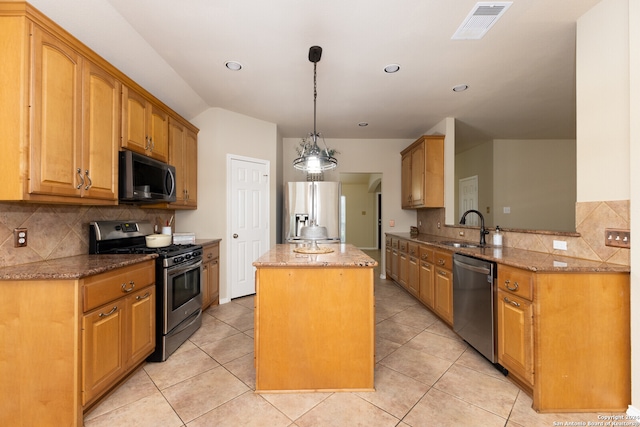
top-left (437, 241), bottom-right (483, 248)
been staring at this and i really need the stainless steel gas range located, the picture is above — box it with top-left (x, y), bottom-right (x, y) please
top-left (89, 220), bottom-right (203, 362)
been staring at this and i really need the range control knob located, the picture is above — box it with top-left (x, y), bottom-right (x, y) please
top-left (173, 256), bottom-right (184, 263)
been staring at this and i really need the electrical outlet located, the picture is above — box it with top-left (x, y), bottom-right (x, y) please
top-left (14, 228), bottom-right (27, 247)
top-left (605, 228), bottom-right (630, 248)
top-left (553, 240), bottom-right (567, 251)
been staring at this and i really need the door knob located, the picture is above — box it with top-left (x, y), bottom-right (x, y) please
top-left (233, 234), bottom-right (238, 238)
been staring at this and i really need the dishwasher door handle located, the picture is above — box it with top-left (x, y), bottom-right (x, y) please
top-left (453, 259), bottom-right (491, 275)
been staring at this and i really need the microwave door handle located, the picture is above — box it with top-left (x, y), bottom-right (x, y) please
top-left (166, 168), bottom-right (176, 197)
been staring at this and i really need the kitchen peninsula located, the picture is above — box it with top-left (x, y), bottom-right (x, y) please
top-left (252, 243), bottom-right (377, 392)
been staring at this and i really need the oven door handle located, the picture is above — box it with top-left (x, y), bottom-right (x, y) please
top-left (169, 258), bottom-right (203, 276)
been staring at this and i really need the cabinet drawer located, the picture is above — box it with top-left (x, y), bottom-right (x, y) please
top-left (203, 243), bottom-right (219, 261)
top-left (391, 238), bottom-right (399, 249)
top-left (407, 242), bottom-right (419, 258)
top-left (84, 260), bottom-right (155, 312)
top-left (385, 236), bottom-right (392, 247)
top-left (434, 250), bottom-right (453, 270)
top-left (498, 265), bottom-right (533, 301)
top-left (399, 239), bottom-right (408, 253)
top-left (419, 246), bottom-right (434, 263)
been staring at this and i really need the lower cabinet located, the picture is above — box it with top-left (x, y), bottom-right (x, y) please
top-left (433, 250), bottom-right (453, 325)
top-left (0, 258), bottom-right (156, 426)
top-left (407, 243), bottom-right (420, 297)
top-left (418, 247), bottom-right (435, 308)
top-left (496, 289), bottom-right (533, 385)
top-left (202, 240), bottom-right (220, 309)
top-left (82, 261), bottom-right (156, 407)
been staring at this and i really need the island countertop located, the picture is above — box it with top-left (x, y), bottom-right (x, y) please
top-left (253, 243), bottom-right (378, 268)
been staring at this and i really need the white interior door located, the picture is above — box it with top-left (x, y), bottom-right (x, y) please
top-left (229, 155), bottom-right (269, 299)
top-left (459, 175), bottom-right (479, 226)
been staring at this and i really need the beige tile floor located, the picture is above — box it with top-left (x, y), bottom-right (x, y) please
top-left (84, 250), bottom-right (631, 427)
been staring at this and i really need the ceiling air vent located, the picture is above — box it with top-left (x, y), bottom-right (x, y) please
top-left (451, 2), bottom-right (512, 40)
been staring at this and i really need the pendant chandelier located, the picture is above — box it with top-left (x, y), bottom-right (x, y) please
top-left (293, 46), bottom-right (338, 173)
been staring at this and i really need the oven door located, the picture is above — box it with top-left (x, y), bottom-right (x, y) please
top-left (164, 258), bottom-right (203, 333)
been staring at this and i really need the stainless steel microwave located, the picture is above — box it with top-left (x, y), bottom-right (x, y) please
top-left (119, 150), bottom-right (177, 203)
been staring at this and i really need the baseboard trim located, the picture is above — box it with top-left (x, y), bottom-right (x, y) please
top-left (627, 405), bottom-right (640, 419)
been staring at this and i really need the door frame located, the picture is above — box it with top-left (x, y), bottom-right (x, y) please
top-left (225, 154), bottom-right (270, 303)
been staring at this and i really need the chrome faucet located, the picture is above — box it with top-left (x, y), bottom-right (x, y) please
top-left (459, 209), bottom-right (490, 246)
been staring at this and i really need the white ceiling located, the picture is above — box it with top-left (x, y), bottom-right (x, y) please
top-left (30, 0), bottom-right (602, 148)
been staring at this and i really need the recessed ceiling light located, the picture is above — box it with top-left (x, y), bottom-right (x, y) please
top-left (225, 61), bottom-right (242, 71)
top-left (452, 84), bottom-right (469, 92)
top-left (383, 64), bottom-right (400, 73)
top-left (358, 122), bottom-right (369, 127)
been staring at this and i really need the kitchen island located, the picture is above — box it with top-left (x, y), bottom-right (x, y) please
top-left (252, 243), bottom-right (377, 392)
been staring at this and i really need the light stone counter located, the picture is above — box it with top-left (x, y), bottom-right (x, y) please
top-left (252, 243), bottom-right (378, 268)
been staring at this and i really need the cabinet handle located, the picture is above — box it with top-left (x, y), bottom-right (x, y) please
top-left (75, 168), bottom-right (84, 189)
top-left (135, 292), bottom-right (150, 301)
top-left (437, 259), bottom-right (445, 266)
top-left (121, 280), bottom-right (135, 293)
top-left (98, 306), bottom-right (118, 317)
top-left (145, 136), bottom-right (150, 150)
top-left (150, 137), bottom-right (155, 150)
top-left (437, 270), bottom-right (447, 277)
top-left (84, 170), bottom-right (92, 190)
top-left (504, 279), bottom-right (519, 291)
top-left (503, 296), bottom-right (520, 307)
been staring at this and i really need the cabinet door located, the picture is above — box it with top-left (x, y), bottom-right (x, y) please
top-left (419, 261), bottom-right (434, 308)
top-left (497, 289), bottom-right (534, 385)
top-left (122, 85), bottom-right (149, 155)
top-left (29, 25), bottom-right (83, 197)
top-left (209, 258), bottom-right (219, 306)
top-left (127, 286), bottom-right (155, 367)
top-left (434, 268), bottom-right (453, 325)
top-left (401, 152), bottom-right (412, 208)
top-left (82, 301), bottom-right (125, 405)
top-left (149, 104), bottom-right (169, 162)
top-left (385, 246), bottom-right (392, 278)
top-left (184, 127), bottom-right (198, 207)
top-left (411, 143), bottom-right (425, 206)
top-left (82, 60), bottom-right (119, 200)
top-left (202, 259), bottom-right (211, 309)
top-left (399, 252), bottom-right (409, 289)
top-left (169, 119), bottom-right (187, 204)
top-left (391, 249), bottom-right (399, 281)
top-left (407, 256), bottom-right (419, 297)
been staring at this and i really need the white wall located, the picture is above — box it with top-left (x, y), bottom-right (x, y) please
top-left (176, 108), bottom-right (279, 302)
top-left (576, 0), bottom-right (630, 202)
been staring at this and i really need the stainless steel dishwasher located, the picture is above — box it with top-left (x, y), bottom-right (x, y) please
top-left (453, 253), bottom-right (498, 364)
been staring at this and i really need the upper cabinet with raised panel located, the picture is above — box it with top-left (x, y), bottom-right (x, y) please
top-left (0, 11), bottom-right (119, 204)
top-left (169, 117), bottom-right (198, 209)
top-left (400, 135), bottom-right (444, 209)
top-left (122, 85), bottom-right (169, 162)
top-left (0, 2), bottom-right (196, 207)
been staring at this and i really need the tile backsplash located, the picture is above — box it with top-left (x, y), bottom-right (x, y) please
top-left (0, 202), bottom-right (175, 267)
top-left (417, 200), bottom-right (630, 266)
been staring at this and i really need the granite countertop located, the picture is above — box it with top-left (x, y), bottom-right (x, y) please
top-left (253, 243), bottom-right (378, 268)
top-left (0, 254), bottom-right (158, 281)
top-left (195, 238), bottom-right (222, 246)
top-left (387, 232), bottom-right (630, 273)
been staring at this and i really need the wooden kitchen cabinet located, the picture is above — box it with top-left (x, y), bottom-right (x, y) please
top-left (433, 250), bottom-right (453, 325)
top-left (122, 85), bottom-right (169, 162)
top-left (0, 258), bottom-right (155, 426)
top-left (169, 117), bottom-right (198, 208)
top-left (496, 288), bottom-right (533, 385)
top-left (418, 246), bottom-right (435, 309)
top-left (497, 264), bottom-right (630, 412)
top-left (82, 261), bottom-right (156, 407)
top-left (202, 240), bottom-right (220, 309)
top-left (385, 236), bottom-right (393, 279)
top-left (407, 242), bottom-right (420, 297)
top-left (398, 239), bottom-right (409, 289)
top-left (0, 16), bottom-right (119, 204)
top-left (400, 135), bottom-right (444, 209)
top-left (390, 238), bottom-right (399, 281)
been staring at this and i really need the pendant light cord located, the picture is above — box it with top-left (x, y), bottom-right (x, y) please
top-left (313, 61), bottom-right (318, 143)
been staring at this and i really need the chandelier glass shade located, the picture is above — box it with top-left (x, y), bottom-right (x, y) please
top-left (292, 46), bottom-right (338, 173)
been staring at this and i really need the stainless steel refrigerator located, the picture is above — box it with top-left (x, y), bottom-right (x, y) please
top-left (283, 181), bottom-right (343, 243)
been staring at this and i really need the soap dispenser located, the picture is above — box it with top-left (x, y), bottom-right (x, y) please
top-left (493, 226), bottom-right (503, 247)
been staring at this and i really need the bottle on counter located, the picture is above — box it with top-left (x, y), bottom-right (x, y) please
top-left (493, 226), bottom-right (503, 247)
